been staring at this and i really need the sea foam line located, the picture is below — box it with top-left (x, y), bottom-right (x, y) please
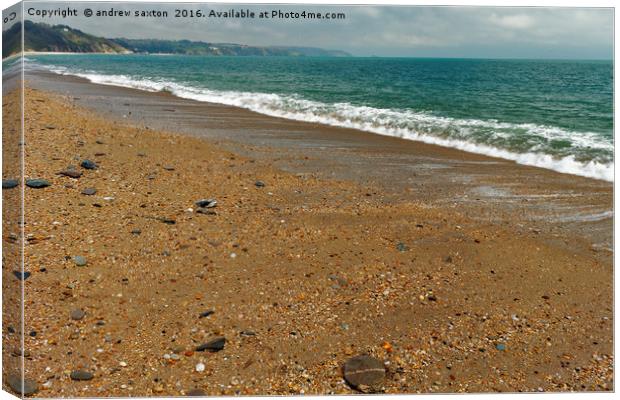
top-left (45, 66), bottom-right (614, 182)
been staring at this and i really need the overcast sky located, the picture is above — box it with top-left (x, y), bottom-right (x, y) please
top-left (7, 2), bottom-right (615, 59)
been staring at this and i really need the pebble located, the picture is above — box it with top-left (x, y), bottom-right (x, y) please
top-left (199, 310), bottom-right (215, 318)
top-left (80, 159), bottom-right (98, 170)
top-left (81, 187), bottom-right (97, 195)
top-left (496, 343), bottom-right (507, 351)
top-left (195, 363), bottom-right (205, 372)
top-left (159, 218), bottom-right (176, 225)
top-left (255, 180), bottom-right (265, 187)
top-left (58, 169), bottom-right (82, 178)
top-left (195, 337), bottom-right (226, 352)
top-left (73, 256), bottom-right (87, 266)
top-left (70, 370), bottom-right (94, 381)
top-left (13, 270), bottom-right (31, 281)
top-left (7, 374), bottom-right (38, 396)
top-left (396, 242), bottom-right (408, 252)
top-left (70, 309), bottom-right (86, 320)
top-left (119, 361), bottom-right (128, 367)
top-left (195, 199), bottom-right (217, 208)
top-left (25, 179), bottom-right (51, 189)
top-left (131, 229), bottom-right (142, 235)
top-left (2, 179), bottom-right (19, 189)
top-left (343, 355), bottom-right (386, 392)
top-left (163, 165), bottom-right (175, 171)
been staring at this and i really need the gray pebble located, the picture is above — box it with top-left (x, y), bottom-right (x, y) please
top-left (70, 370), bottom-right (94, 381)
top-left (195, 199), bottom-right (217, 208)
top-left (195, 337), bottom-right (226, 352)
top-left (25, 179), bottom-right (51, 189)
top-left (7, 374), bottom-right (38, 396)
top-left (80, 160), bottom-right (98, 170)
top-left (73, 256), bottom-right (87, 266)
top-left (343, 355), bottom-right (386, 392)
top-left (2, 179), bottom-right (19, 189)
top-left (70, 309), bottom-right (86, 320)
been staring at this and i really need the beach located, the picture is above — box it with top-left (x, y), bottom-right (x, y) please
top-left (1, 71), bottom-right (613, 396)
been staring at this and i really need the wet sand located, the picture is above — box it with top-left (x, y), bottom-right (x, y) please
top-left (1, 74), bottom-right (613, 396)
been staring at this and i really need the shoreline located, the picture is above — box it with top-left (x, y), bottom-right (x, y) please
top-left (28, 65), bottom-right (612, 183)
top-left (1, 83), bottom-right (613, 396)
top-left (26, 70), bottom-right (614, 255)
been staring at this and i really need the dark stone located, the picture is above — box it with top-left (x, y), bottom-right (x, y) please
top-left (131, 229), bottom-right (142, 235)
top-left (29, 331), bottom-right (36, 337)
top-left (255, 181), bottom-right (265, 187)
top-left (13, 270), bottom-right (31, 281)
top-left (58, 169), bottom-right (82, 178)
top-left (186, 388), bottom-right (206, 396)
top-left (2, 179), bottom-right (19, 189)
top-left (81, 187), bottom-right (97, 195)
top-left (7, 374), bottom-right (38, 396)
top-left (240, 330), bottom-right (256, 337)
top-left (396, 242), bottom-right (408, 252)
top-left (195, 199), bottom-right (217, 208)
top-left (159, 218), bottom-right (176, 225)
top-left (195, 337), bottom-right (226, 352)
top-left (80, 160), bottom-right (98, 170)
top-left (199, 310), bottom-right (214, 318)
top-left (70, 370), bottom-right (94, 381)
top-left (496, 343), bottom-right (507, 351)
top-left (25, 179), bottom-right (51, 188)
top-left (343, 355), bottom-right (386, 392)
top-left (71, 309), bottom-right (86, 320)
top-left (163, 165), bottom-right (175, 171)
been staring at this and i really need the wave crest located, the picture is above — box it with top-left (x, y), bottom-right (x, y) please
top-left (44, 65), bottom-right (614, 182)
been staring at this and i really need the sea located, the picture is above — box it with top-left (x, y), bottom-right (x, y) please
top-left (14, 54), bottom-right (614, 181)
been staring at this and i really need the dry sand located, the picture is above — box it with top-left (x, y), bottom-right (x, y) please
top-left (2, 87), bottom-right (613, 396)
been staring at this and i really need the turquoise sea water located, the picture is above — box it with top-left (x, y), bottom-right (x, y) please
top-left (21, 54), bottom-right (614, 181)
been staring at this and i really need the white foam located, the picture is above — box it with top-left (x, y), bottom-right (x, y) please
top-left (45, 66), bottom-right (614, 182)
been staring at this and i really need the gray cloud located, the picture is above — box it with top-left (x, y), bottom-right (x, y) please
top-left (19, 2), bottom-right (614, 59)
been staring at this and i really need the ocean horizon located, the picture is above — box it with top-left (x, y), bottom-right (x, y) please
top-left (16, 54), bottom-right (613, 182)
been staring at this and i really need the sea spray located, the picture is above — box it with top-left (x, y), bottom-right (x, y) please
top-left (24, 55), bottom-right (613, 182)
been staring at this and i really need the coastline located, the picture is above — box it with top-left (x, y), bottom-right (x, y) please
top-left (26, 70), bottom-right (614, 255)
top-left (0, 74), bottom-right (613, 395)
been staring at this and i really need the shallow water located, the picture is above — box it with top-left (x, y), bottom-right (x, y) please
top-left (21, 54), bottom-right (614, 181)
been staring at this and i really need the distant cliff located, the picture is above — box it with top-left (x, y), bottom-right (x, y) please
top-left (3, 21), bottom-right (129, 57)
top-left (3, 21), bottom-right (351, 58)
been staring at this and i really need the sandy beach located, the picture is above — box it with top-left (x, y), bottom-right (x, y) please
top-left (1, 74), bottom-right (613, 396)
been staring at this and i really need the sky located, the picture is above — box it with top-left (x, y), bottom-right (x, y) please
top-left (5, 2), bottom-right (615, 59)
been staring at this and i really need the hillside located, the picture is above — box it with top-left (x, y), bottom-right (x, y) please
top-left (3, 21), bottom-right (129, 57)
top-left (3, 21), bottom-right (350, 58)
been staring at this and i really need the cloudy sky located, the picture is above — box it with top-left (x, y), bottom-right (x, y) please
top-left (8, 2), bottom-right (615, 59)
